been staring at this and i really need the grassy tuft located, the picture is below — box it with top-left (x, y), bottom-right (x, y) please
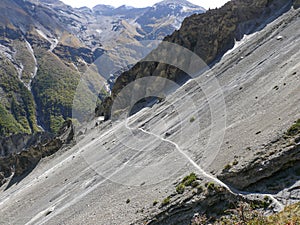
top-left (176, 183), bottom-right (185, 194)
top-left (161, 196), bottom-right (171, 207)
top-left (286, 119), bottom-right (300, 136)
top-left (190, 117), bottom-right (196, 123)
top-left (182, 173), bottom-right (197, 186)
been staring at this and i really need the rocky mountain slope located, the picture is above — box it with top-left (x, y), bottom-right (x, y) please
top-left (0, 1), bottom-right (299, 224)
top-left (0, 0), bottom-right (204, 136)
top-left (97, 0), bottom-right (296, 118)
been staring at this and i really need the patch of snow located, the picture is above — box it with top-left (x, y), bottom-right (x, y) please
top-left (49, 38), bottom-right (59, 52)
top-left (181, 6), bottom-right (187, 12)
top-left (124, 5), bottom-right (134, 10)
top-left (15, 61), bottom-right (30, 90)
top-left (169, 4), bottom-right (176, 10)
top-left (96, 116), bottom-right (105, 122)
top-left (224, 33), bottom-right (257, 57)
top-left (37, 124), bottom-right (45, 131)
top-left (36, 29), bottom-right (49, 42)
top-left (276, 35), bottom-right (284, 40)
top-left (71, 63), bottom-right (79, 72)
top-left (17, 63), bottom-right (24, 81)
top-left (96, 29), bottom-right (103, 34)
top-left (104, 80), bottom-right (111, 95)
top-left (172, 16), bottom-right (183, 30)
top-left (0, 44), bottom-right (14, 61)
top-left (36, 29), bottom-right (58, 52)
top-left (180, 6), bottom-right (198, 13)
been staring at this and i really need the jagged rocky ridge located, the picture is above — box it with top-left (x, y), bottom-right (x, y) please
top-left (0, 132), bottom-right (53, 157)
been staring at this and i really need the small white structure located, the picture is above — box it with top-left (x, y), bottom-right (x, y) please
top-left (276, 35), bottom-right (284, 40)
top-left (95, 116), bottom-right (105, 126)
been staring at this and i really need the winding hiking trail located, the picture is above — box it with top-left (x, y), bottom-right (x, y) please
top-left (136, 123), bottom-right (284, 212)
top-left (1, 115), bottom-right (285, 225)
top-left (40, 119), bottom-right (283, 225)
top-left (27, 121), bottom-right (169, 225)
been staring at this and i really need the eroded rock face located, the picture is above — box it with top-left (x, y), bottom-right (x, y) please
top-left (0, 132), bottom-right (53, 157)
top-left (218, 123), bottom-right (300, 191)
top-left (0, 120), bottom-right (74, 188)
top-left (97, 0), bottom-right (293, 118)
top-left (136, 177), bottom-right (269, 225)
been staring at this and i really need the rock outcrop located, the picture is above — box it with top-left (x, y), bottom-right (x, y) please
top-left (294, 0), bottom-right (300, 8)
top-left (136, 174), bottom-right (271, 225)
top-left (219, 120), bottom-right (300, 191)
top-left (0, 132), bottom-right (53, 157)
top-left (0, 119), bottom-right (74, 187)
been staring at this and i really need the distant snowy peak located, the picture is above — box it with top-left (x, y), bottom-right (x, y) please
top-left (92, 4), bottom-right (115, 11)
top-left (150, 0), bottom-right (206, 15)
top-left (116, 5), bottom-right (135, 10)
top-left (92, 0), bottom-right (205, 15)
top-left (36, 0), bottom-right (61, 4)
top-left (33, 0), bottom-right (65, 7)
top-left (133, 0), bottom-right (205, 40)
top-left (154, 0), bottom-right (205, 10)
top-left (89, 0), bottom-right (206, 41)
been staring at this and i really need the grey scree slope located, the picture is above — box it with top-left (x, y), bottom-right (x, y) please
top-left (0, 7), bottom-right (299, 225)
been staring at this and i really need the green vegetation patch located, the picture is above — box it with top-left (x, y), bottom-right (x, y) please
top-left (13, 40), bottom-right (36, 85)
top-left (0, 56), bottom-right (38, 136)
top-left (249, 202), bottom-right (300, 225)
top-left (161, 196), bottom-right (171, 207)
top-left (0, 103), bottom-right (27, 135)
top-left (32, 50), bottom-right (80, 133)
top-left (175, 173), bottom-right (198, 195)
top-left (182, 172), bottom-right (197, 186)
top-left (176, 183), bottom-right (185, 194)
top-left (286, 119), bottom-right (300, 136)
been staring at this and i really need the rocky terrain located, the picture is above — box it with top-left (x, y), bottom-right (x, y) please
top-left (97, 0), bottom-right (295, 118)
top-left (0, 119), bottom-right (74, 188)
top-left (0, 0), bottom-right (299, 224)
top-left (0, 0), bottom-right (204, 136)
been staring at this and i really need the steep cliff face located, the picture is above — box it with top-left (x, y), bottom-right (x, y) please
top-left (0, 53), bottom-right (39, 136)
top-left (0, 132), bottom-right (53, 157)
top-left (97, 0), bottom-right (293, 118)
top-left (0, 119), bottom-right (74, 187)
